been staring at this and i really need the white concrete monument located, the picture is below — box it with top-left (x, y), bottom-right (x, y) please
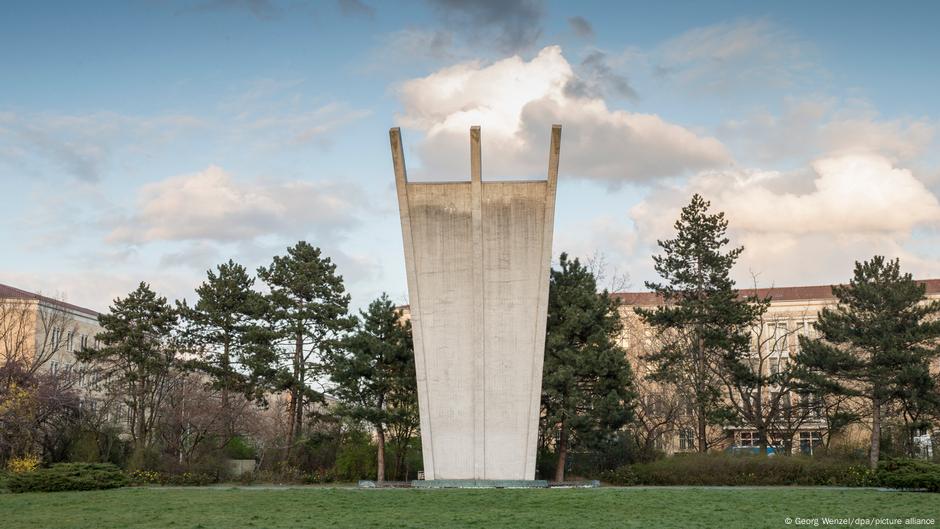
top-left (390, 125), bottom-right (560, 482)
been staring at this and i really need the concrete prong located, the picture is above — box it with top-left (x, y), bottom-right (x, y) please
top-left (547, 124), bottom-right (561, 187)
top-left (390, 127), bottom-right (408, 184)
top-left (470, 126), bottom-right (482, 184)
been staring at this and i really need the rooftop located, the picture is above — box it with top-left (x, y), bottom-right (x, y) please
top-left (612, 278), bottom-right (940, 307)
top-left (0, 283), bottom-right (100, 318)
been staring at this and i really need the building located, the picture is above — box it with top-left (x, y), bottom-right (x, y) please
top-left (0, 283), bottom-right (109, 411)
top-left (615, 279), bottom-right (940, 456)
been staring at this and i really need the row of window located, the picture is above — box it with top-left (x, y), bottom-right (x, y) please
top-left (738, 431), bottom-right (823, 455)
top-left (49, 328), bottom-right (98, 352)
top-left (48, 361), bottom-right (113, 390)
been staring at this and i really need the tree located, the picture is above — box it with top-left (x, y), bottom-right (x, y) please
top-left (542, 253), bottom-right (635, 482)
top-left (328, 294), bottom-right (416, 483)
top-left (76, 282), bottom-right (179, 457)
top-left (177, 260), bottom-right (275, 435)
top-left (796, 256), bottom-right (940, 468)
top-left (1, 293), bottom-right (78, 380)
top-left (635, 194), bottom-right (760, 452)
top-left (257, 242), bottom-right (355, 450)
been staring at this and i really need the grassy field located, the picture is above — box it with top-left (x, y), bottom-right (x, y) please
top-left (0, 486), bottom-right (937, 529)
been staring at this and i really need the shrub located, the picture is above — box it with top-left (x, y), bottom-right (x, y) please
top-left (7, 455), bottom-right (40, 474)
top-left (601, 453), bottom-right (876, 487)
top-left (224, 436), bottom-right (257, 460)
top-left (128, 469), bottom-right (217, 487)
top-left (877, 459), bottom-right (940, 492)
top-left (8, 463), bottom-right (127, 493)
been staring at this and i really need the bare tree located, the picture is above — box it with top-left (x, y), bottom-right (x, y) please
top-left (1, 295), bottom-right (78, 380)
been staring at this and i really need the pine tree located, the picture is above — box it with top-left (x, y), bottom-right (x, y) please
top-left (635, 194), bottom-right (760, 452)
top-left (328, 294), bottom-right (416, 483)
top-left (796, 256), bottom-right (940, 468)
top-left (542, 253), bottom-right (635, 482)
top-left (76, 282), bottom-right (178, 455)
top-left (257, 242), bottom-right (355, 450)
top-left (177, 260), bottom-right (275, 435)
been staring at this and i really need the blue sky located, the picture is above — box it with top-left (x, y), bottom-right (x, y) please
top-left (2, 0), bottom-right (939, 312)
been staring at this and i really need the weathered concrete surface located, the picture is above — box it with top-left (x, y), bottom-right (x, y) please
top-left (391, 125), bottom-right (560, 480)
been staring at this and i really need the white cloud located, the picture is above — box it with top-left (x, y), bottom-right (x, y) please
top-left (627, 153), bottom-right (940, 287)
top-left (720, 98), bottom-right (937, 166)
top-left (108, 166), bottom-right (362, 244)
top-left (396, 46), bottom-right (731, 184)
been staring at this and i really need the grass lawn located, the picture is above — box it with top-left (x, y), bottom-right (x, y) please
top-left (0, 486), bottom-right (937, 529)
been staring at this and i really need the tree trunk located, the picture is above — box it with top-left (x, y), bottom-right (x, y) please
top-left (870, 396), bottom-right (881, 469)
top-left (376, 424), bottom-right (386, 483)
top-left (291, 331), bottom-right (304, 443)
top-left (696, 336), bottom-right (707, 453)
top-left (222, 337), bottom-right (232, 437)
top-left (758, 425), bottom-right (768, 456)
top-left (554, 421), bottom-right (568, 482)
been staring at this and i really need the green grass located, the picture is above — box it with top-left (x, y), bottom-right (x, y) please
top-left (0, 486), bottom-right (937, 529)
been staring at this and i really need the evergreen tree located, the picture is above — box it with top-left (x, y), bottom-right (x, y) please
top-left (76, 282), bottom-right (178, 455)
top-left (177, 260), bottom-right (275, 433)
top-left (542, 253), bottom-right (635, 482)
top-left (635, 194), bottom-right (761, 452)
top-left (328, 294), bottom-right (416, 483)
top-left (796, 256), bottom-right (940, 468)
top-left (257, 242), bottom-right (355, 450)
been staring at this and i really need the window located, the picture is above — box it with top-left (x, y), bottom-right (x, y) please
top-left (770, 357), bottom-right (781, 375)
top-left (80, 334), bottom-right (88, 349)
top-left (647, 394), bottom-right (665, 415)
top-left (678, 428), bottom-right (695, 451)
top-left (739, 431), bottom-right (758, 447)
top-left (799, 431), bottom-right (823, 455)
top-left (67, 332), bottom-right (74, 352)
top-left (51, 328), bottom-right (61, 348)
top-left (50, 361), bottom-right (59, 376)
top-left (771, 322), bottom-right (788, 354)
top-left (795, 321), bottom-right (816, 352)
top-left (799, 393), bottom-right (823, 419)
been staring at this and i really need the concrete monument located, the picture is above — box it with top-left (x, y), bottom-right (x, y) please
top-left (390, 125), bottom-right (560, 482)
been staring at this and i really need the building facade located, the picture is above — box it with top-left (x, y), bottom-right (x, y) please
top-left (0, 283), bottom-right (113, 416)
top-left (615, 279), bottom-right (940, 456)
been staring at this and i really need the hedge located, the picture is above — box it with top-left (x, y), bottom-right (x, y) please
top-left (8, 463), bottom-right (128, 493)
top-left (601, 453), bottom-right (877, 487)
top-left (877, 459), bottom-right (940, 492)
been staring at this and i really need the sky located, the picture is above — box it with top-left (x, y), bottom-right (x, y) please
top-left (2, 0), bottom-right (939, 313)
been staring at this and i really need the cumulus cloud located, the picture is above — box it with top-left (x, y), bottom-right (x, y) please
top-left (564, 50), bottom-right (637, 100)
top-left (628, 154), bottom-right (940, 287)
top-left (108, 166), bottom-right (362, 244)
top-left (719, 98), bottom-right (937, 166)
top-left (396, 46), bottom-right (730, 183)
top-left (426, 0), bottom-right (544, 54)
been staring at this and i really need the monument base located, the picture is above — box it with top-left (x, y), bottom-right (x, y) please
top-left (411, 479), bottom-right (549, 489)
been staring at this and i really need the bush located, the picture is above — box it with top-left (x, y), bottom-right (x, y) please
top-left (224, 436), bottom-right (257, 460)
top-left (333, 430), bottom-right (376, 481)
top-left (877, 459), bottom-right (940, 492)
top-left (128, 469), bottom-right (217, 486)
top-left (6, 455), bottom-right (40, 474)
top-left (601, 453), bottom-right (876, 487)
top-left (8, 463), bottom-right (128, 493)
